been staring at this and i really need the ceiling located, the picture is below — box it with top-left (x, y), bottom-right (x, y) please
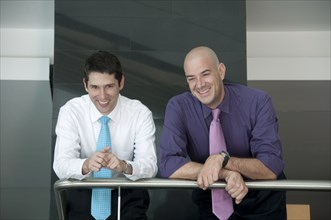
top-left (0, 0), bottom-right (330, 31)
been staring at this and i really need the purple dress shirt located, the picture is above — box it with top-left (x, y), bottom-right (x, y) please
top-left (159, 83), bottom-right (285, 178)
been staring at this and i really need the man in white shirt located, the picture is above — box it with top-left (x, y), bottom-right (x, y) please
top-left (53, 51), bottom-right (158, 220)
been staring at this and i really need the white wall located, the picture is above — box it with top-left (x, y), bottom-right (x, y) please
top-left (0, 0), bottom-right (54, 80)
top-left (0, 57), bottom-right (50, 81)
top-left (0, 28), bottom-right (54, 66)
top-left (2, 29), bottom-right (329, 81)
top-left (0, 29), bottom-right (53, 80)
top-left (0, 29), bottom-right (331, 80)
top-left (0, 0), bottom-right (330, 81)
top-left (247, 31), bottom-right (330, 80)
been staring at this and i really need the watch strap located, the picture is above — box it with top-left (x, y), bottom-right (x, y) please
top-left (220, 151), bottom-right (230, 168)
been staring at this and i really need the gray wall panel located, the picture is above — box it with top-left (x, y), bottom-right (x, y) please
top-left (248, 80), bottom-right (331, 220)
top-left (51, 0), bottom-right (246, 219)
top-left (0, 80), bottom-right (53, 220)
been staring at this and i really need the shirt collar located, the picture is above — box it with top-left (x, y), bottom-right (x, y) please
top-left (109, 95), bottom-right (121, 123)
top-left (89, 94), bottom-right (122, 123)
top-left (201, 85), bottom-right (230, 119)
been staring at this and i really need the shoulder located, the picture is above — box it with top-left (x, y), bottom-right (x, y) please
top-left (226, 83), bottom-right (270, 103)
top-left (167, 92), bottom-right (196, 108)
top-left (59, 94), bottom-right (90, 114)
top-left (119, 95), bottom-right (152, 114)
top-left (164, 92), bottom-right (201, 122)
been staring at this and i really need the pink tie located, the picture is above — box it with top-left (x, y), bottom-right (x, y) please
top-left (209, 109), bottom-right (234, 220)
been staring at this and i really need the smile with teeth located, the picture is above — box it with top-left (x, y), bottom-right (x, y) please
top-left (99, 100), bottom-right (109, 105)
top-left (196, 87), bottom-right (210, 95)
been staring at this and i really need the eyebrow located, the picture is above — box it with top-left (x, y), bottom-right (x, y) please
top-left (89, 83), bottom-right (115, 87)
top-left (186, 69), bottom-right (210, 78)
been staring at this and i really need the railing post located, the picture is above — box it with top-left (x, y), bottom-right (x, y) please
top-left (54, 188), bottom-right (66, 220)
top-left (117, 186), bottom-right (121, 220)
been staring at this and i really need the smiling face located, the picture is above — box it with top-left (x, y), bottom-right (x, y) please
top-left (184, 47), bottom-right (226, 109)
top-left (84, 72), bottom-right (124, 115)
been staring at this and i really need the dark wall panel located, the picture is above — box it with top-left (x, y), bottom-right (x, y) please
top-left (51, 0), bottom-right (247, 219)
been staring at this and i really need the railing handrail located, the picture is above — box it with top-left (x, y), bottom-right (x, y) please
top-left (53, 178), bottom-right (331, 220)
top-left (54, 177), bottom-right (331, 191)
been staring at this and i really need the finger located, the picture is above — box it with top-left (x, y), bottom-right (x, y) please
top-left (107, 161), bottom-right (116, 169)
top-left (212, 172), bottom-right (219, 182)
top-left (103, 146), bottom-right (110, 151)
top-left (235, 198), bottom-right (242, 204)
top-left (208, 175), bottom-right (214, 186)
top-left (94, 156), bottom-right (104, 165)
top-left (235, 192), bottom-right (246, 203)
top-left (92, 156), bottom-right (105, 169)
top-left (197, 174), bottom-right (201, 183)
top-left (228, 188), bottom-right (240, 199)
top-left (225, 182), bottom-right (236, 192)
top-left (107, 158), bottom-right (120, 170)
top-left (227, 182), bottom-right (243, 195)
top-left (90, 163), bottom-right (101, 172)
top-left (235, 189), bottom-right (248, 203)
top-left (100, 159), bottom-right (108, 167)
top-left (203, 176), bottom-right (211, 188)
top-left (197, 175), bottom-right (204, 188)
top-left (231, 187), bottom-right (248, 204)
top-left (94, 152), bottom-right (105, 161)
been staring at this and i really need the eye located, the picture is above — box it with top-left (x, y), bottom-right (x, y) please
top-left (91, 85), bottom-right (98, 89)
top-left (187, 77), bottom-right (195, 82)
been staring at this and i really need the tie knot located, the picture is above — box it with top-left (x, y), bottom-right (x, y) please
top-left (99, 116), bottom-right (109, 125)
top-left (212, 108), bottom-right (220, 120)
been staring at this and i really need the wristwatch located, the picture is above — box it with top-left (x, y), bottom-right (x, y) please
top-left (122, 160), bottom-right (132, 175)
top-left (220, 151), bottom-right (230, 168)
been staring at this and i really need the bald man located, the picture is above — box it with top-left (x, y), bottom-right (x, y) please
top-left (159, 46), bottom-right (286, 220)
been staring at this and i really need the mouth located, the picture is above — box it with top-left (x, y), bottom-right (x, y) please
top-left (98, 100), bottom-right (109, 107)
top-left (196, 87), bottom-right (210, 97)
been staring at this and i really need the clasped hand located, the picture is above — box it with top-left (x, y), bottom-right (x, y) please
top-left (197, 154), bottom-right (248, 204)
top-left (85, 147), bottom-right (125, 173)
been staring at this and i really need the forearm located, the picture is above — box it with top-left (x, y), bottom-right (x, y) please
top-left (170, 161), bottom-right (232, 181)
top-left (169, 161), bottom-right (203, 180)
top-left (226, 157), bottom-right (276, 180)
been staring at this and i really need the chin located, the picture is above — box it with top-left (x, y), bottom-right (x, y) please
top-left (197, 95), bottom-right (211, 103)
top-left (97, 106), bottom-right (111, 114)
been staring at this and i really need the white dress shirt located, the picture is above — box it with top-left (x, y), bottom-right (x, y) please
top-left (53, 94), bottom-right (158, 181)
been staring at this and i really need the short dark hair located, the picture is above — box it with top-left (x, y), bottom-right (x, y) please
top-left (84, 51), bottom-right (123, 85)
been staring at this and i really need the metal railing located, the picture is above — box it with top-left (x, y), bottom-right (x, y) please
top-left (54, 178), bottom-right (331, 220)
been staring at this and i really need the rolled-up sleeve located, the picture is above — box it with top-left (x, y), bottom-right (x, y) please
top-left (159, 98), bottom-right (190, 178)
top-left (251, 94), bottom-right (285, 176)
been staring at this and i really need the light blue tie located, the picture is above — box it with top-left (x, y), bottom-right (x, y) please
top-left (91, 116), bottom-right (112, 220)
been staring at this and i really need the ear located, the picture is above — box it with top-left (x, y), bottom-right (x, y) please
top-left (83, 78), bottom-right (88, 93)
top-left (218, 63), bottom-right (226, 80)
top-left (119, 75), bottom-right (125, 90)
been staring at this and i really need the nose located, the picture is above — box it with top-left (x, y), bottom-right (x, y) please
top-left (196, 76), bottom-right (204, 88)
top-left (99, 88), bottom-right (107, 99)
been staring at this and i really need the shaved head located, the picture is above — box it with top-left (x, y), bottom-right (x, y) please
top-left (183, 46), bottom-right (226, 109)
top-left (184, 46), bottom-right (220, 72)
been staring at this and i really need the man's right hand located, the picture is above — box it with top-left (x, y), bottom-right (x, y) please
top-left (82, 147), bottom-right (111, 174)
top-left (223, 170), bottom-right (248, 204)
